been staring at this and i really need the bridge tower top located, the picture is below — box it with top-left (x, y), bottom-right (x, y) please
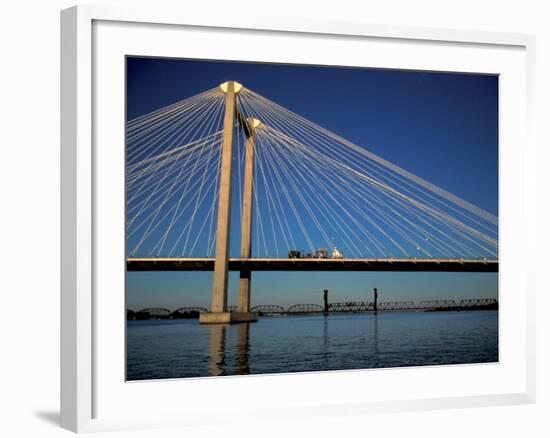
top-left (219, 81), bottom-right (243, 94)
top-left (247, 117), bottom-right (262, 129)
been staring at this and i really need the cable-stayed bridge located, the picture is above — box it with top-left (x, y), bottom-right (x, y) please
top-left (126, 81), bottom-right (498, 323)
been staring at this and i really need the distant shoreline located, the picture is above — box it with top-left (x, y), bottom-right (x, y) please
top-left (127, 305), bottom-right (498, 321)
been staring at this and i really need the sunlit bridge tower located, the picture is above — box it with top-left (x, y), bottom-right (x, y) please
top-left (199, 81), bottom-right (260, 324)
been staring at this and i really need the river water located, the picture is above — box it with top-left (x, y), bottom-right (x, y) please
top-left (126, 310), bottom-right (498, 380)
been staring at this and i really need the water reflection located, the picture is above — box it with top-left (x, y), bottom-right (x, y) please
top-left (208, 325), bottom-right (227, 376)
top-left (373, 314), bottom-right (379, 367)
top-left (207, 323), bottom-right (251, 376)
top-left (235, 323), bottom-right (250, 374)
top-left (207, 315), bottom-right (380, 376)
top-left (323, 315), bottom-right (329, 368)
top-left (127, 312), bottom-right (499, 380)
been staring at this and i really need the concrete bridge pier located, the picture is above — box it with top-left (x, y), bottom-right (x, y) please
top-left (238, 118), bottom-right (260, 312)
top-left (200, 82), bottom-right (258, 324)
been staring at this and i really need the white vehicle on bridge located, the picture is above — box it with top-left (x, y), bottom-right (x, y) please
top-left (287, 247), bottom-right (344, 259)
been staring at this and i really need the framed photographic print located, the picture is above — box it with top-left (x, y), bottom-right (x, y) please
top-left (61, 5), bottom-right (536, 432)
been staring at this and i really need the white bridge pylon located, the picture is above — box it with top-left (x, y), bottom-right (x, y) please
top-left (126, 81), bottom-right (498, 322)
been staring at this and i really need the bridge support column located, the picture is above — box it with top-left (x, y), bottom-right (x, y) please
top-left (238, 118), bottom-right (261, 317)
top-left (239, 270), bottom-right (252, 311)
top-left (200, 82), bottom-right (257, 324)
top-left (201, 81), bottom-right (237, 324)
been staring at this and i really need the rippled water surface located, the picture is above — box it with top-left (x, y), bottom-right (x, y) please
top-left (126, 310), bottom-right (498, 380)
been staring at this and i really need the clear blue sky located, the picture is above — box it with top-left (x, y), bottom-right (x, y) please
top-left (126, 56), bottom-right (498, 311)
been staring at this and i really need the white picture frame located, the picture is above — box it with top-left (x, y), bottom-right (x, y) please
top-left (60, 4), bottom-right (536, 433)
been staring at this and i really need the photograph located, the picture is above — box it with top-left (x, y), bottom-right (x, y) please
top-left (125, 57), bottom-right (499, 381)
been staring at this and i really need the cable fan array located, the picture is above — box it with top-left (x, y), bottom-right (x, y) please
top-left (126, 84), bottom-right (498, 260)
top-left (127, 87), bottom-right (225, 257)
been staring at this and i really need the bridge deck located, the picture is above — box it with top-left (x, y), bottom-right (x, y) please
top-left (127, 257), bottom-right (498, 273)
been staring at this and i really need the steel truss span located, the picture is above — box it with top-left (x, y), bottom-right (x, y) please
top-left (127, 299), bottom-right (498, 317)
